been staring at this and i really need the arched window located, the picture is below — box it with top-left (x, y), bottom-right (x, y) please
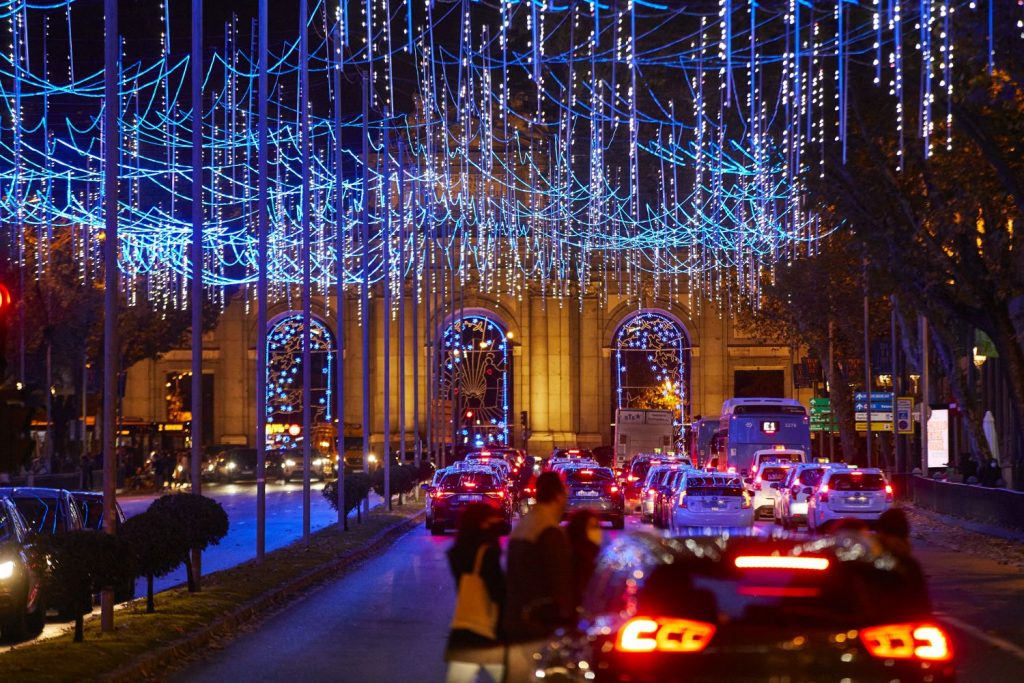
top-left (613, 311), bottom-right (690, 450)
top-left (266, 314), bottom-right (336, 449)
top-left (438, 314), bottom-right (510, 447)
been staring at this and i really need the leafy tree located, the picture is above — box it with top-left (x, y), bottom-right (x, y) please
top-left (147, 494), bottom-right (228, 592)
top-left (36, 531), bottom-right (133, 642)
top-left (0, 388), bottom-right (35, 479)
top-left (120, 509), bottom-right (189, 612)
top-left (323, 472), bottom-right (373, 528)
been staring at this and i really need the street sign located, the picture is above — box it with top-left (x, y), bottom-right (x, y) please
top-left (854, 391), bottom-right (894, 432)
top-left (856, 421), bottom-right (894, 432)
top-left (895, 396), bottom-right (914, 434)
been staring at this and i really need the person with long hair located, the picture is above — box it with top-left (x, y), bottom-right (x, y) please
top-left (445, 503), bottom-right (506, 683)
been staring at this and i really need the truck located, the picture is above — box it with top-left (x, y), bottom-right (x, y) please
top-left (613, 409), bottom-right (676, 467)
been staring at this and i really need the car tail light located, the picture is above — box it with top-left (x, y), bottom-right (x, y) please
top-left (734, 555), bottom-right (830, 571)
top-left (486, 490), bottom-right (506, 499)
top-left (616, 617), bottom-right (716, 653)
top-left (860, 623), bottom-right (953, 662)
top-left (677, 492), bottom-right (687, 509)
top-left (819, 484), bottom-right (829, 503)
top-left (741, 492), bottom-right (752, 509)
top-left (627, 475), bottom-right (639, 482)
top-left (885, 483), bottom-right (894, 502)
top-left (753, 475), bottom-right (762, 491)
top-left (609, 484), bottom-right (620, 494)
top-left (646, 489), bottom-right (657, 499)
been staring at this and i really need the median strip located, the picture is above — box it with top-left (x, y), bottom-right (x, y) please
top-left (0, 502), bottom-right (425, 683)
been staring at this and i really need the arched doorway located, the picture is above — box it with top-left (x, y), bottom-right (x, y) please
top-left (438, 313), bottom-right (511, 449)
top-left (265, 313), bottom-right (336, 450)
top-left (612, 310), bottom-right (691, 451)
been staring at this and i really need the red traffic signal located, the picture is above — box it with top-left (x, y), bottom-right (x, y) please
top-left (464, 409), bottom-right (474, 420)
top-left (0, 283), bottom-right (11, 314)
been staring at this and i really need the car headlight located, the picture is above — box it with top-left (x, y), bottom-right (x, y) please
top-left (226, 462), bottom-right (237, 470)
top-left (313, 458), bottom-right (324, 467)
top-left (0, 560), bottom-right (14, 580)
top-left (368, 454), bottom-right (378, 464)
top-left (285, 459), bottom-right (296, 468)
top-left (206, 464), bottom-right (216, 472)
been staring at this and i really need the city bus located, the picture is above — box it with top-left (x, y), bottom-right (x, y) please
top-left (714, 398), bottom-right (811, 475)
top-left (689, 416), bottom-right (720, 468)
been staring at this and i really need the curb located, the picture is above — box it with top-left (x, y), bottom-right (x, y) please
top-left (99, 510), bottom-right (425, 682)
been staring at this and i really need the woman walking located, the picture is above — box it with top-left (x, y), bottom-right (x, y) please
top-left (445, 503), bottom-right (506, 683)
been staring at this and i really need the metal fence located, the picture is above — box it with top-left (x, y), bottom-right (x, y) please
top-left (904, 475), bottom-right (1024, 532)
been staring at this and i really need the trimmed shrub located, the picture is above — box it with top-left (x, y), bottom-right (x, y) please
top-left (147, 494), bottom-right (229, 592)
top-left (120, 509), bottom-right (189, 612)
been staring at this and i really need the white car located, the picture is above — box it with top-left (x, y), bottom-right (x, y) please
top-left (639, 464), bottom-right (681, 523)
top-left (806, 468), bottom-right (894, 532)
top-left (748, 462), bottom-right (792, 519)
top-left (670, 472), bottom-right (754, 530)
top-left (773, 463), bottom-right (839, 528)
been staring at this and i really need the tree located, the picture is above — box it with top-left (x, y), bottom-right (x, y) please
top-left (147, 494), bottom-right (228, 592)
top-left (119, 509), bottom-right (189, 613)
top-left (36, 531), bottom-right (133, 642)
top-left (0, 388), bottom-right (35, 479)
top-left (323, 472), bottom-right (372, 528)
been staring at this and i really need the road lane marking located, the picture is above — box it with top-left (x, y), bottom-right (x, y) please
top-left (936, 613), bottom-right (1024, 661)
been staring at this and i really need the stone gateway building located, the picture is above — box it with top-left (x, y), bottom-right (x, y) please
top-left (122, 284), bottom-right (809, 459)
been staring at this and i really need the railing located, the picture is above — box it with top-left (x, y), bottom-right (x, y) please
top-left (901, 475), bottom-right (1024, 532)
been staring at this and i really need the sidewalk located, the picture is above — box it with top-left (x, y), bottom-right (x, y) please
top-left (905, 504), bottom-right (1024, 571)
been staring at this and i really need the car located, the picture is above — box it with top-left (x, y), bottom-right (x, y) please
top-left (748, 448), bottom-right (805, 475)
top-left (279, 449), bottom-right (335, 483)
top-left (427, 469), bottom-right (512, 536)
top-left (0, 487), bottom-right (85, 535)
top-left (670, 472), bottom-right (753, 530)
top-left (70, 491), bottom-right (126, 531)
top-left (213, 448), bottom-right (283, 484)
top-left (0, 496), bottom-right (46, 642)
top-left (807, 467), bottom-right (894, 533)
top-left (639, 464), bottom-right (683, 524)
top-left (533, 530), bottom-right (955, 682)
top-left (422, 467), bottom-right (454, 529)
top-left (773, 462), bottom-right (837, 529)
top-left (623, 454), bottom-right (681, 512)
top-left (653, 469), bottom-right (689, 529)
top-left (746, 461), bottom-right (792, 519)
top-left (550, 447), bottom-right (596, 462)
top-left (562, 466), bottom-right (625, 529)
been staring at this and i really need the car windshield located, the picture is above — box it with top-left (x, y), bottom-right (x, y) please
top-left (566, 468), bottom-right (613, 485)
top-left (439, 472), bottom-right (497, 491)
top-left (12, 494), bottom-right (64, 534)
top-left (830, 473), bottom-right (886, 491)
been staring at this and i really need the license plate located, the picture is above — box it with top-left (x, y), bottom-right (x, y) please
top-left (845, 496), bottom-right (868, 505)
top-left (576, 490), bottom-right (599, 497)
top-left (460, 494), bottom-right (482, 502)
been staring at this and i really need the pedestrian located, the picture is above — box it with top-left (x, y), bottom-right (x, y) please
top-left (874, 508), bottom-right (931, 618)
top-left (79, 453), bottom-right (94, 491)
top-left (565, 510), bottom-right (602, 611)
top-left (504, 471), bottom-right (573, 681)
top-left (445, 503), bottom-right (506, 683)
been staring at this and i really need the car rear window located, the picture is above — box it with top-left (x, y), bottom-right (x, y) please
top-left (79, 499), bottom-right (104, 530)
top-left (566, 468), bottom-right (613, 484)
top-left (686, 484), bottom-right (745, 497)
top-left (760, 467), bottom-right (788, 482)
top-left (439, 472), bottom-right (497, 491)
top-left (798, 468), bottom-right (825, 486)
top-left (830, 473), bottom-right (885, 491)
top-left (13, 495), bottom-right (64, 534)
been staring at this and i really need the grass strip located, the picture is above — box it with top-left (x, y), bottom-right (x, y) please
top-left (0, 501), bottom-right (425, 682)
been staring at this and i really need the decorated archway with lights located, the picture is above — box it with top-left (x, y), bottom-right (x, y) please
top-left (265, 313), bottom-right (336, 450)
top-left (613, 311), bottom-right (690, 451)
top-left (437, 314), bottom-right (511, 449)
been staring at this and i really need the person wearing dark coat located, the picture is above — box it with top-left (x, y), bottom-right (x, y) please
top-left (873, 508), bottom-right (932, 619)
top-left (445, 503), bottom-right (506, 683)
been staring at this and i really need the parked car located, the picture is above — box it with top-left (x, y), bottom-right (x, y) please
top-left (0, 487), bottom-right (85, 536)
top-left (533, 530), bottom-right (955, 682)
top-left (70, 491), bottom-right (126, 532)
top-left (807, 467), bottom-right (894, 533)
top-left (0, 496), bottom-right (46, 641)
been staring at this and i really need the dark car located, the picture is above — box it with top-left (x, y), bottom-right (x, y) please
top-left (427, 469), bottom-right (512, 536)
top-left (0, 487), bottom-right (85, 536)
top-left (70, 492), bottom-right (126, 531)
top-left (624, 454), bottom-right (680, 512)
top-left (535, 530), bottom-right (955, 683)
top-left (214, 448), bottom-right (283, 484)
top-left (0, 496), bottom-right (46, 641)
top-left (562, 466), bottom-right (625, 529)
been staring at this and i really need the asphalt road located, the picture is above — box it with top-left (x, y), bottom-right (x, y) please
top-left (174, 513), bottom-right (1024, 683)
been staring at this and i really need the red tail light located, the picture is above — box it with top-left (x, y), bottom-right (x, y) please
top-left (753, 475), bottom-right (763, 491)
top-left (677, 492), bottom-right (687, 508)
top-left (860, 623), bottom-right (953, 662)
top-left (819, 484), bottom-right (829, 503)
top-left (616, 617), bottom-right (716, 653)
top-left (609, 484), bottom-right (620, 494)
top-left (627, 475), bottom-right (639, 482)
top-left (885, 483), bottom-right (894, 502)
top-left (734, 555), bottom-right (829, 571)
top-left (740, 492), bottom-right (752, 509)
top-left (485, 490), bottom-right (506, 499)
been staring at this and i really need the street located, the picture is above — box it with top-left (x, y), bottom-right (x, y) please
top-left (173, 515), bottom-right (1024, 683)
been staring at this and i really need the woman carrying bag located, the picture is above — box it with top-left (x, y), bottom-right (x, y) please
top-left (446, 503), bottom-right (506, 683)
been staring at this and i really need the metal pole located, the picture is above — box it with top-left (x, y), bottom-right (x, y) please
top-left (361, 75), bottom-right (371, 487)
top-left (190, 0), bottom-right (204, 589)
top-left (332, 22), bottom-right (346, 529)
top-left (382, 123), bottom-right (392, 510)
top-left (863, 259), bottom-right (872, 467)
top-left (255, 0), bottom-right (269, 560)
top-left (411, 170), bottom-right (421, 468)
top-left (299, 0), bottom-right (312, 546)
top-left (828, 319), bottom-right (835, 462)
top-left (890, 296), bottom-right (900, 474)
top-left (81, 354), bottom-right (88, 470)
top-left (398, 139), bottom-right (407, 473)
top-left (920, 315), bottom-right (930, 474)
top-left (100, 0), bottom-right (119, 632)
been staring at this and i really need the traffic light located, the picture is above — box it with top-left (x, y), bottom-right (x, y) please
top-left (0, 283), bottom-right (12, 380)
top-left (463, 409), bottom-right (475, 428)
